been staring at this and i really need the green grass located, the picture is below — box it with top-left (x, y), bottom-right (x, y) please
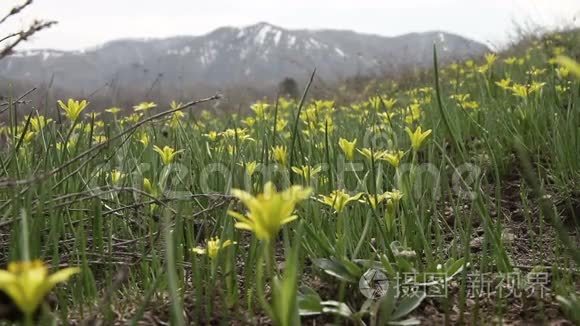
top-left (0, 31), bottom-right (579, 325)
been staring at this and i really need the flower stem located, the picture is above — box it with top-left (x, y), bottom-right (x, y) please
top-left (20, 208), bottom-right (30, 261)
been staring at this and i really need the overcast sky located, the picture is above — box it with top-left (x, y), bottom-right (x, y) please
top-left (3, 0), bottom-right (580, 51)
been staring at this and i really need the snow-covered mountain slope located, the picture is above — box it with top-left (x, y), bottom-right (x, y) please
top-left (0, 22), bottom-right (489, 92)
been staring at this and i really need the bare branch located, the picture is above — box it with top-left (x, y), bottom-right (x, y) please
top-left (0, 32), bottom-right (20, 44)
top-left (0, 20), bottom-right (57, 61)
top-left (0, 87), bottom-right (36, 113)
top-left (0, 94), bottom-right (221, 188)
top-left (0, 0), bottom-right (33, 25)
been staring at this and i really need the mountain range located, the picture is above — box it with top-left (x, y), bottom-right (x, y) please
top-left (0, 22), bottom-right (489, 94)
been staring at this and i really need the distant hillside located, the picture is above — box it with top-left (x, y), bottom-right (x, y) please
top-left (0, 22), bottom-right (489, 94)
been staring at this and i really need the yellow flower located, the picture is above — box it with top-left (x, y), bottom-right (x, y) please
top-left (133, 102), bottom-right (157, 112)
top-left (511, 83), bottom-right (529, 98)
top-left (192, 237), bottom-right (236, 259)
top-left (458, 100), bottom-right (480, 110)
top-left (228, 182), bottom-right (312, 241)
top-left (137, 132), bottom-right (149, 147)
top-left (93, 135), bottom-right (107, 144)
top-left (555, 85), bottom-right (569, 94)
top-left (28, 115), bottom-right (52, 133)
top-left (357, 148), bottom-right (385, 161)
top-left (405, 126), bottom-right (432, 151)
top-left (504, 57), bottom-right (517, 65)
top-left (251, 101), bottom-right (270, 119)
top-left (511, 82), bottom-right (545, 98)
top-left (123, 113), bottom-right (143, 124)
top-left (404, 103), bottom-right (422, 124)
top-left (143, 177), bottom-right (154, 194)
top-left (56, 135), bottom-right (78, 151)
top-left (377, 112), bottom-right (396, 125)
top-left (450, 94), bottom-right (469, 103)
top-left (529, 82), bottom-right (546, 94)
top-left (338, 138), bottom-right (357, 160)
top-left (384, 189), bottom-right (404, 230)
top-left (85, 112), bottom-right (101, 120)
top-left (23, 131), bottom-right (36, 143)
top-left (153, 145), bottom-right (184, 165)
top-left (484, 53), bottom-right (497, 66)
top-left (556, 66), bottom-right (569, 79)
top-left (204, 131), bottom-right (218, 141)
top-left (555, 56), bottom-right (580, 78)
top-left (109, 169), bottom-right (125, 185)
top-left (200, 110), bottom-right (213, 120)
top-left (220, 128), bottom-right (254, 142)
top-left (57, 98), bottom-right (89, 122)
top-left (167, 111), bottom-right (185, 128)
top-left (382, 150), bottom-right (406, 168)
top-left (495, 78), bottom-right (512, 90)
top-left (385, 189), bottom-right (404, 202)
top-left (301, 107), bottom-right (317, 124)
top-left (142, 177), bottom-right (160, 198)
top-left (242, 117), bottom-right (256, 127)
top-left (383, 98), bottom-right (398, 110)
top-left (276, 119), bottom-right (288, 132)
top-left (105, 107), bottom-right (121, 114)
top-left (527, 67), bottom-right (546, 77)
top-left (272, 145), bottom-right (288, 166)
top-left (0, 260), bottom-right (79, 316)
top-left (364, 190), bottom-right (403, 209)
top-left (477, 64), bottom-right (489, 74)
top-left (170, 100), bottom-right (183, 110)
top-left (552, 46), bottom-right (565, 56)
top-left (291, 165), bottom-right (322, 180)
top-left (364, 193), bottom-right (387, 209)
top-left (239, 161), bottom-right (260, 177)
top-left (319, 190), bottom-right (364, 213)
top-left (368, 96), bottom-right (381, 110)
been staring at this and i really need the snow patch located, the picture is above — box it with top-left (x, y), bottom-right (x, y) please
top-left (273, 30), bottom-right (282, 45)
top-left (308, 38), bottom-right (324, 49)
top-left (334, 47), bottom-right (346, 57)
top-left (262, 48), bottom-right (270, 61)
top-left (11, 50), bottom-right (33, 57)
top-left (255, 25), bottom-right (273, 45)
top-left (240, 46), bottom-right (250, 60)
top-left (13, 50), bottom-right (63, 60)
top-left (200, 45), bottom-right (217, 66)
top-left (167, 46), bottom-right (192, 56)
top-left (438, 32), bottom-right (445, 43)
top-left (288, 35), bottom-right (296, 47)
top-left (181, 46), bottom-right (192, 55)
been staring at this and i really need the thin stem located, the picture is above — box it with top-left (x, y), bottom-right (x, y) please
top-left (20, 208), bottom-right (30, 261)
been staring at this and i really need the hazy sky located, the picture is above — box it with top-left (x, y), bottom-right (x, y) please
top-left (3, 0), bottom-right (580, 50)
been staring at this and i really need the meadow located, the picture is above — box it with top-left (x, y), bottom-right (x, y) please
top-left (0, 31), bottom-right (579, 325)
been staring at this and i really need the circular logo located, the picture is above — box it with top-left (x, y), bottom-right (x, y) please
top-left (359, 268), bottom-right (389, 299)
